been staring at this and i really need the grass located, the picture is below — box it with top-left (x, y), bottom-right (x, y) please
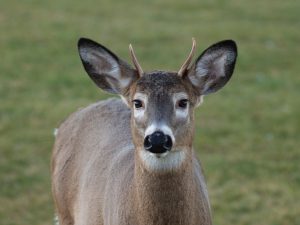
top-left (0, 0), bottom-right (299, 224)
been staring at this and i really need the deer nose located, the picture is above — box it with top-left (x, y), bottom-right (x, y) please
top-left (144, 131), bottom-right (173, 154)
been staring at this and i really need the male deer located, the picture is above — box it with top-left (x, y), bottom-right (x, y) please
top-left (51, 37), bottom-right (237, 225)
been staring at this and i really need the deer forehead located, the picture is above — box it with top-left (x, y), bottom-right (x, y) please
top-left (132, 71), bottom-right (191, 98)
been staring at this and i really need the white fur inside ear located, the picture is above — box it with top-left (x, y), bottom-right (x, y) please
top-left (196, 49), bottom-right (236, 77)
top-left (79, 47), bottom-right (122, 84)
top-left (118, 76), bottom-right (133, 90)
top-left (188, 48), bottom-right (236, 95)
top-left (79, 47), bottom-right (112, 68)
top-left (195, 53), bottom-right (226, 79)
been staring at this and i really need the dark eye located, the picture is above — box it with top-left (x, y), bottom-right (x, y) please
top-left (133, 99), bottom-right (143, 109)
top-left (177, 99), bottom-right (188, 109)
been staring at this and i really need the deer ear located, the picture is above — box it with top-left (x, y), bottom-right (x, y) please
top-left (185, 40), bottom-right (237, 95)
top-left (78, 38), bottom-right (139, 95)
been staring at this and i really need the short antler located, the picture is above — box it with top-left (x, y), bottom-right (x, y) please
top-left (178, 38), bottom-right (196, 76)
top-left (129, 44), bottom-right (143, 76)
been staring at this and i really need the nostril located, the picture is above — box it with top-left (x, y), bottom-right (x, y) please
top-left (144, 136), bottom-right (152, 150)
top-left (163, 135), bottom-right (173, 150)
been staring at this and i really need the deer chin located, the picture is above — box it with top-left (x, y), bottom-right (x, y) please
top-left (139, 148), bottom-right (186, 172)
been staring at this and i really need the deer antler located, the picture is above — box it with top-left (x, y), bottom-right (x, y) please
top-left (129, 44), bottom-right (143, 77)
top-left (178, 38), bottom-right (196, 76)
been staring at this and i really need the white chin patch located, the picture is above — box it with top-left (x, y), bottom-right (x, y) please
top-left (139, 150), bottom-right (186, 172)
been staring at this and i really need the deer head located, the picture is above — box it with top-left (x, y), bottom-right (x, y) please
top-left (78, 38), bottom-right (237, 171)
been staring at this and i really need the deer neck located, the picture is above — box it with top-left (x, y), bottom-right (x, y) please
top-left (132, 150), bottom-right (198, 225)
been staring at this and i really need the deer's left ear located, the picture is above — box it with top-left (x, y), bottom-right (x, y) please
top-left (185, 40), bottom-right (237, 95)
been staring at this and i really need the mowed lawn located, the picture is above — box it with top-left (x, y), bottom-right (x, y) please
top-left (1, 0), bottom-right (299, 224)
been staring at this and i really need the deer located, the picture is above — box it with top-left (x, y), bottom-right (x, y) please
top-left (51, 37), bottom-right (237, 225)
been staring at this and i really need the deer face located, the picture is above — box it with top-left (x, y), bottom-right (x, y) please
top-left (129, 72), bottom-right (196, 155)
top-left (78, 38), bottom-right (237, 171)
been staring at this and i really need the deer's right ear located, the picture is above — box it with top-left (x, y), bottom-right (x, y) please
top-left (78, 38), bottom-right (139, 95)
top-left (185, 40), bottom-right (237, 96)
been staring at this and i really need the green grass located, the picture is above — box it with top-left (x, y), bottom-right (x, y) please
top-left (1, 0), bottom-right (299, 224)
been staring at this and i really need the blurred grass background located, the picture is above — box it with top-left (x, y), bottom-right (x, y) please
top-left (1, 0), bottom-right (300, 224)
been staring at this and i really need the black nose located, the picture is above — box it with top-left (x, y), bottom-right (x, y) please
top-left (144, 131), bottom-right (173, 154)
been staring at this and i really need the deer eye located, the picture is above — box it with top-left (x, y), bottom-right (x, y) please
top-left (177, 99), bottom-right (189, 109)
top-left (133, 99), bottom-right (144, 109)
